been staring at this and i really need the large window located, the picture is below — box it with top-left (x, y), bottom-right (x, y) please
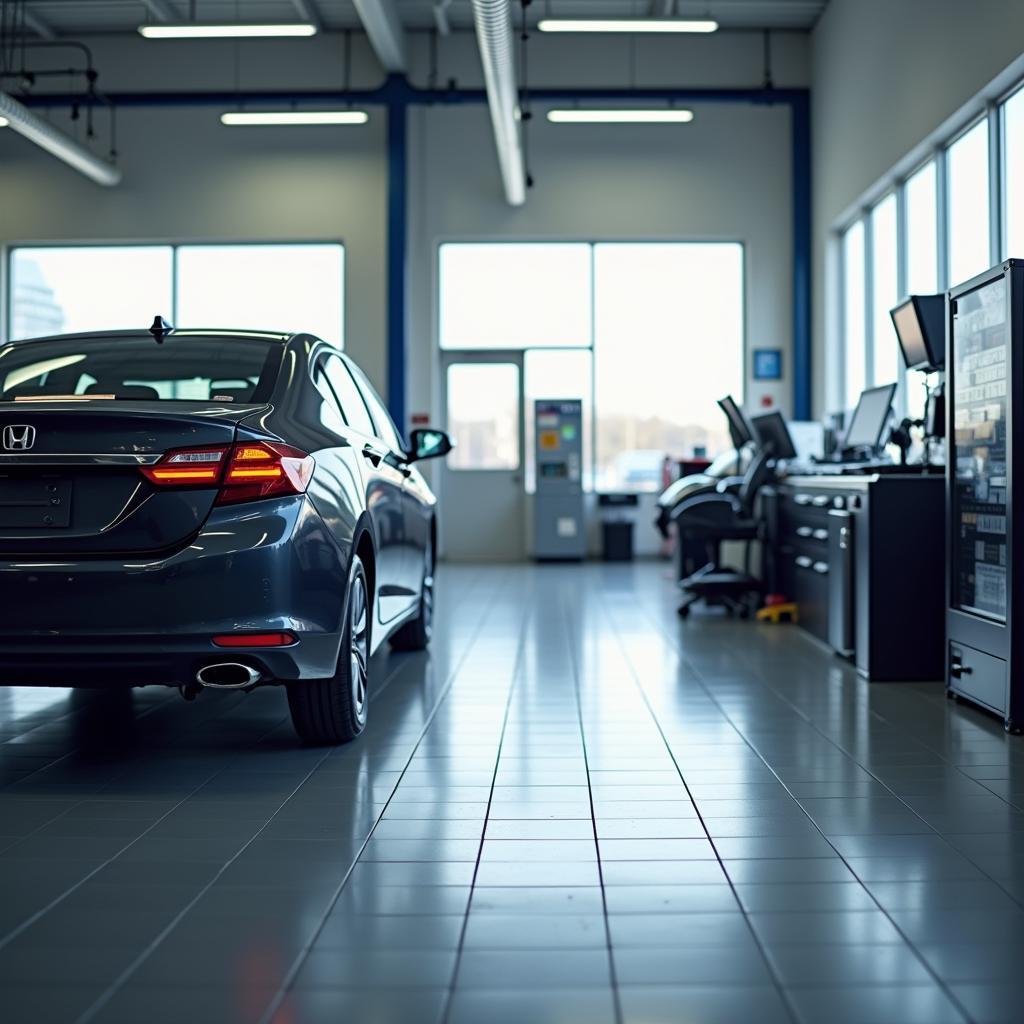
top-left (446, 363), bottom-right (520, 470)
top-left (870, 194), bottom-right (900, 389)
top-left (8, 243), bottom-right (344, 346)
top-left (439, 243), bottom-right (591, 350)
top-left (1003, 85), bottom-right (1024, 257)
top-left (905, 161), bottom-right (938, 295)
top-left (440, 241), bottom-right (745, 493)
top-left (947, 119), bottom-right (991, 287)
top-left (593, 243), bottom-right (743, 490)
top-left (10, 246), bottom-right (173, 340)
top-left (842, 221), bottom-right (866, 408)
top-left (177, 245), bottom-right (344, 346)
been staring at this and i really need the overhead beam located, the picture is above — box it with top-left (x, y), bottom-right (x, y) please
top-left (291, 0), bottom-right (324, 31)
top-left (142, 0), bottom-right (178, 20)
top-left (351, 0), bottom-right (407, 72)
top-left (23, 9), bottom-right (57, 40)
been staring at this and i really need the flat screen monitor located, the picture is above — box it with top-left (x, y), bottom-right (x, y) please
top-left (844, 382), bottom-right (897, 451)
top-left (751, 411), bottom-right (797, 460)
top-left (890, 294), bottom-right (945, 371)
top-left (717, 395), bottom-right (753, 449)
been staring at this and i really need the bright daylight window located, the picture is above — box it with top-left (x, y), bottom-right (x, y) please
top-left (439, 243), bottom-right (591, 349)
top-left (1003, 85), bottom-right (1024, 258)
top-left (9, 246), bottom-right (173, 341)
top-left (904, 161), bottom-right (939, 419)
top-left (446, 363), bottom-right (520, 470)
top-left (9, 243), bottom-right (344, 347)
top-left (593, 243), bottom-right (744, 491)
top-left (842, 220), bottom-right (866, 409)
top-left (176, 244), bottom-right (344, 346)
top-left (946, 119), bottom-right (991, 288)
top-left (870, 194), bottom-right (900, 390)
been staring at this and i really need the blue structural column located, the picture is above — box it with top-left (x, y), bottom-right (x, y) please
top-left (791, 91), bottom-right (812, 420)
top-left (386, 95), bottom-right (408, 431)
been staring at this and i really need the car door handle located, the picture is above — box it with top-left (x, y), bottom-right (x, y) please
top-left (361, 445), bottom-right (384, 467)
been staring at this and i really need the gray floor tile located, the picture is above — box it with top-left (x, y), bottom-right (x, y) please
top-left (448, 988), bottom-right (617, 1024)
top-left (270, 987), bottom-right (447, 1024)
top-left (457, 949), bottom-right (612, 988)
top-left (619, 985), bottom-right (792, 1024)
top-left (786, 984), bottom-right (968, 1024)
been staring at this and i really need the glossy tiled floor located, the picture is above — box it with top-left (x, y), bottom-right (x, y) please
top-left (2, 563), bottom-right (1024, 1024)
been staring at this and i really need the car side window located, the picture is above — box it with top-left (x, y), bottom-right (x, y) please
top-left (346, 361), bottom-right (405, 453)
top-left (312, 366), bottom-right (346, 433)
top-left (322, 355), bottom-right (376, 437)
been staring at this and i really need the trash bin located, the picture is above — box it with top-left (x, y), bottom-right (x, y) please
top-left (598, 493), bottom-right (639, 562)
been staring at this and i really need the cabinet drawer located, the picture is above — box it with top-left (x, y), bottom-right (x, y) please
top-left (949, 642), bottom-right (1008, 716)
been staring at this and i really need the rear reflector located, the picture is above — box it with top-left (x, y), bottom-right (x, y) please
top-left (212, 632), bottom-right (297, 648)
top-left (141, 441), bottom-right (314, 505)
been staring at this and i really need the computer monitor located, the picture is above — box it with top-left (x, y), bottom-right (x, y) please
top-left (844, 382), bottom-right (897, 451)
top-left (717, 395), bottom-right (754, 449)
top-left (890, 294), bottom-right (945, 372)
top-left (751, 411), bottom-right (797, 460)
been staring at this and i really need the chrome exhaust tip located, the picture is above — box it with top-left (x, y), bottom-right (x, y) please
top-left (196, 663), bottom-right (262, 689)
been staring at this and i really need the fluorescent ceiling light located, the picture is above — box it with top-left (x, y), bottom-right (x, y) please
top-left (0, 116), bottom-right (7, 128)
top-left (221, 111), bottom-right (369, 126)
top-left (0, 91), bottom-right (121, 186)
top-left (547, 109), bottom-right (695, 124)
top-left (538, 18), bottom-right (718, 33)
top-left (139, 23), bottom-right (317, 39)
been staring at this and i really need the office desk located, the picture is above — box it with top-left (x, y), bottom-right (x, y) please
top-left (767, 473), bottom-right (944, 682)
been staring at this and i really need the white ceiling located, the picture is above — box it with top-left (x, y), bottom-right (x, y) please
top-left (17, 0), bottom-right (829, 36)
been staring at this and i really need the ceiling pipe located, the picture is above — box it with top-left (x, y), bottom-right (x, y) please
top-left (469, 0), bottom-right (526, 206)
top-left (0, 91), bottom-right (121, 185)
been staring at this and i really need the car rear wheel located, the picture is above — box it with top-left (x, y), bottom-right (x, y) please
top-left (389, 541), bottom-right (434, 652)
top-left (287, 554), bottom-right (370, 745)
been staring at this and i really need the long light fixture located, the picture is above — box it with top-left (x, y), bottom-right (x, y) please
top-left (221, 111), bottom-right (369, 126)
top-left (0, 116), bottom-right (8, 127)
top-left (538, 18), bottom-right (718, 33)
top-left (139, 23), bottom-right (318, 39)
top-left (547, 109), bottom-right (694, 124)
top-left (0, 92), bottom-right (121, 186)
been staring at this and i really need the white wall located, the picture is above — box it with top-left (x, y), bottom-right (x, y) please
top-left (811, 0), bottom-right (1024, 413)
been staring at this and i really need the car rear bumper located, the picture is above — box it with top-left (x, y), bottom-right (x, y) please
top-left (0, 495), bottom-right (348, 686)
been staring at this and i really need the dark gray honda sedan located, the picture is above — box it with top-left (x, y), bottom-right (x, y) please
top-left (0, 324), bottom-right (451, 745)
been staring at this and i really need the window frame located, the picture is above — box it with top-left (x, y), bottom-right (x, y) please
top-left (437, 238), bottom-right (747, 492)
top-left (3, 239), bottom-right (346, 348)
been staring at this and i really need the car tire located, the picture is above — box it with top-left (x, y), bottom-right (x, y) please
top-left (389, 541), bottom-right (434, 652)
top-left (287, 554), bottom-right (370, 745)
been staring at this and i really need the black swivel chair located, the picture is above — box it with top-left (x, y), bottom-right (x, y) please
top-left (672, 448), bottom-right (773, 619)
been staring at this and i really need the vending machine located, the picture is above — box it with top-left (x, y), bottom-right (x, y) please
top-left (946, 260), bottom-right (1024, 731)
top-left (533, 399), bottom-right (585, 560)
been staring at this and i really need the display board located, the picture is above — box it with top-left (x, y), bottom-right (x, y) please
top-left (951, 276), bottom-right (1009, 621)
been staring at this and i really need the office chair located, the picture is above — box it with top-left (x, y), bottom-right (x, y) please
top-left (672, 447), bottom-right (773, 619)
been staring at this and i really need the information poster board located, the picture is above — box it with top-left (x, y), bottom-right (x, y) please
top-left (952, 277), bottom-right (1009, 621)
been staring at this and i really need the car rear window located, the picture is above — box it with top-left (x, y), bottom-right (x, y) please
top-left (0, 333), bottom-right (282, 403)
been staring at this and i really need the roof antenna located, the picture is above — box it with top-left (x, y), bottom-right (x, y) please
top-left (149, 315), bottom-right (172, 344)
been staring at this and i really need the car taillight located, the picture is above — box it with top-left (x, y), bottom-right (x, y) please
top-left (217, 442), bottom-right (314, 505)
top-left (142, 442), bottom-right (314, 505)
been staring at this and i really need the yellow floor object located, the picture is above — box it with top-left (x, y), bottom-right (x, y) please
top-left (756, 602), bottom-right (799, 624)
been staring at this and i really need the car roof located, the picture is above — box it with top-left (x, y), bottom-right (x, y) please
top-left (9, 328), bottom-right (295, 345)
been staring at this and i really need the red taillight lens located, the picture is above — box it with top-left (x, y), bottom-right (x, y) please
top-left (212, 632), bottom-right (297, 648)
top-left (217, 442), bottom-right (314, 505)
top-left (141, 441), bottom-right (313, 505)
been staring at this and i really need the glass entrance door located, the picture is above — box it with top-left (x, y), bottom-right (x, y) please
top-left (440, 352), bottom-right (525, 561)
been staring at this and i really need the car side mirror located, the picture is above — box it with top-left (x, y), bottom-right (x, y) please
top-left (407, 428), bottom-right (453, 463)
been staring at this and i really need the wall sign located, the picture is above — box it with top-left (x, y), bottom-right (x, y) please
top-left (753, 348), bottom-right (783, 380)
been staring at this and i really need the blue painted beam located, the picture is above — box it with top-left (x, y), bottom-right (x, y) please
top-left (791, 91), bottom-right (812, 420)
top-left (386, 97), bottom-right (407, 429)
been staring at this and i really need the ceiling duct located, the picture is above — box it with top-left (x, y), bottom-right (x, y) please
top-left (470, 0), bottom-right (526, 206)
top-left (0, 91), bottom-right (121, 186)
